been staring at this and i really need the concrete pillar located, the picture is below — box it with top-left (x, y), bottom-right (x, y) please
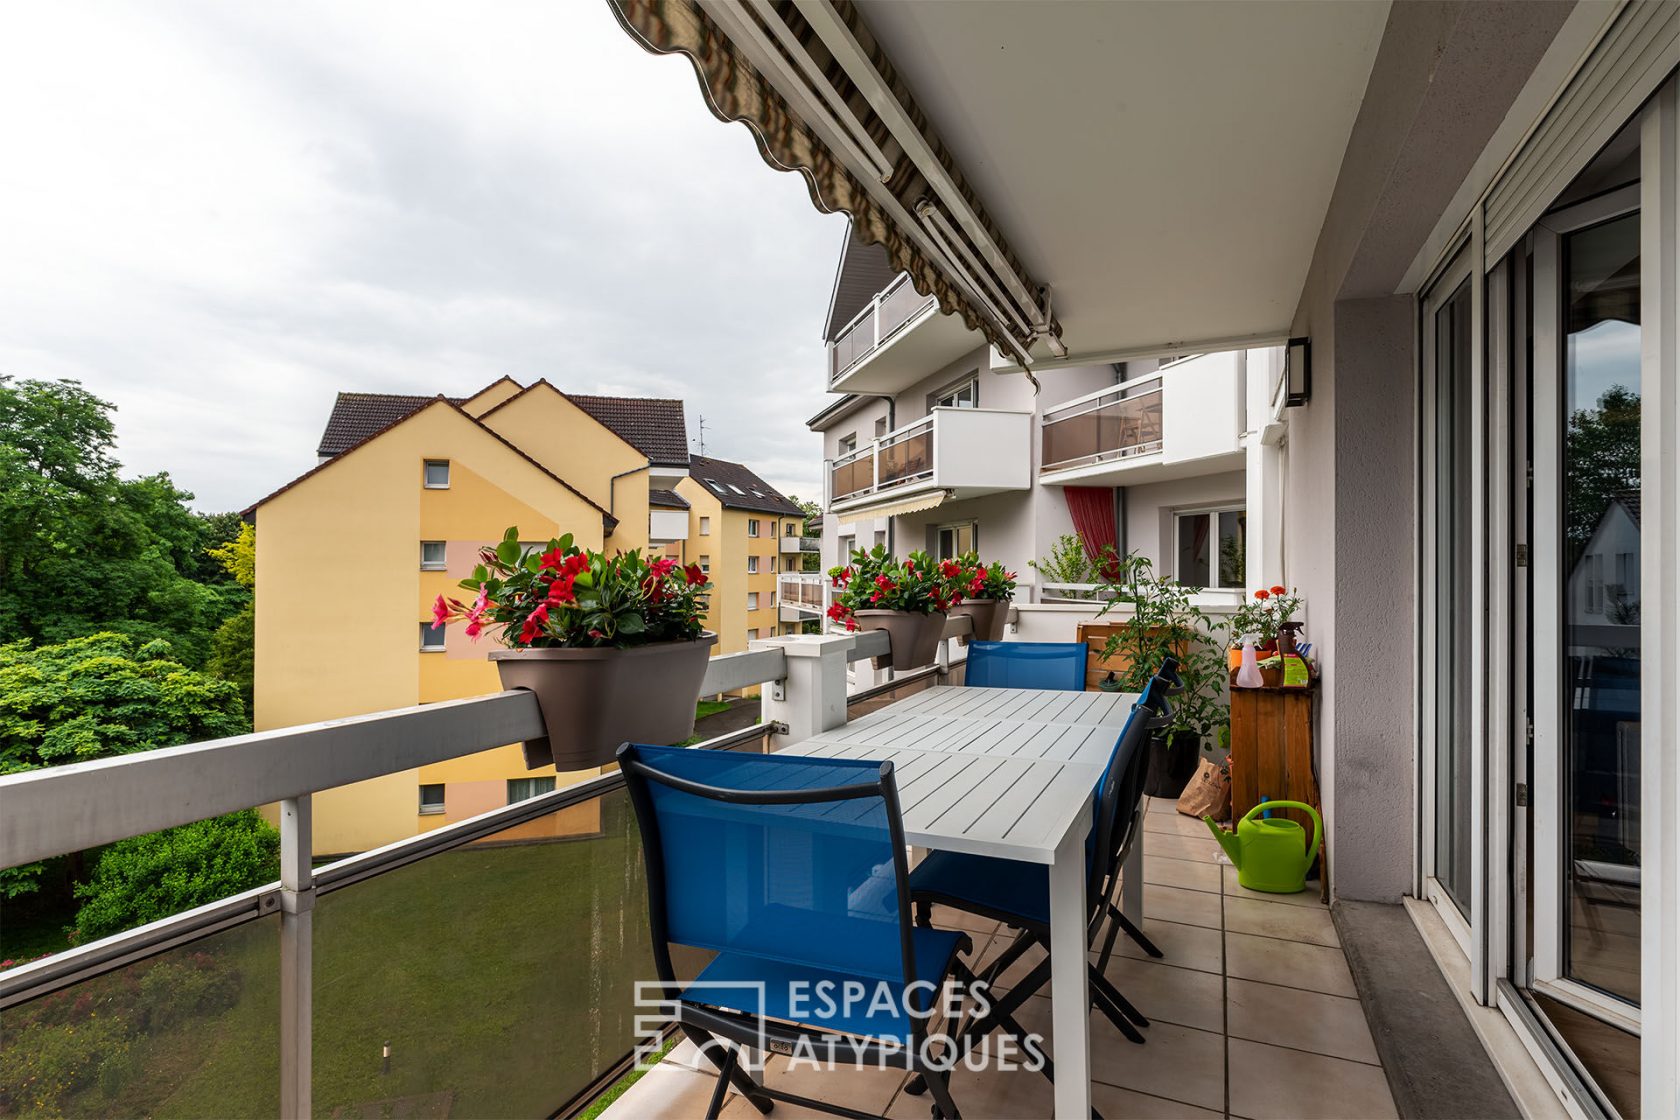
top-left (751, 634), bottom-right (855, 749)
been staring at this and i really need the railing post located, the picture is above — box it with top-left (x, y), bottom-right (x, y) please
top-left (280, 795), bottom-right (314, 1119)
top-left (753, 634), bottom-right (855, 749)
top-left (870, 440), bottom-right (881, 493)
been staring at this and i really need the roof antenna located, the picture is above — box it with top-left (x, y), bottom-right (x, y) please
top-left (694, 414), bottom-right (707, 458)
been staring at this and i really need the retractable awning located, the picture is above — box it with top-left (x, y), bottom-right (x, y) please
top-left (608, 0), bottom-right (1061, 366)
top-left (833, 488), bottom-right (947, 522)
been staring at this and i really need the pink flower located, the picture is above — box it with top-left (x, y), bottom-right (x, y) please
top-left (431, 594), bottom-right (449, 630)
top-left (464, 619), bottom-right (483, 640)
top-left (650, 557), bottom-right (678, 579)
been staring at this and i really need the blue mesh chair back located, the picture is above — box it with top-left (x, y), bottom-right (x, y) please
top-left (964, 641), bottom-right (1087, 691)
top-left (620, 744), bottom-right (912, 985)
top-left (1091, 704), bottom-right (1154, 902)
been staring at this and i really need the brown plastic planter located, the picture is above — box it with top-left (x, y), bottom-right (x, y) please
top-left (854, 610), bottom-right (946, 672)
top-left (949, 598), bottom-right (1008, 644)
top-left (490, 633), bottom-right (717, 770)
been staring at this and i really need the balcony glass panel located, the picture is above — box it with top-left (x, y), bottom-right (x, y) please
top-left (0, 915), bottom-right (280, 1118)
top-left (877, 427), bottom-right (933, 488)
top-left (830, 456), bottom-right (872, 500)
top-left (311, 789), bottom-right (652, 1118)
top-left (1041, 390), bottom-right (1164, 471)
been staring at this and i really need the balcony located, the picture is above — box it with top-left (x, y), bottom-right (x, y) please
top-left (648, 508), bottom-right (689, 544)
top-left (780, 534), bottom-right (820, 554)
top-left (827, 273), bottom-right (979, 395)
top-left (1039, 352), bottom-right (1246, 487)
top-left (826, 407), bottom-right (1031, 517)
top-left (777, 571), bottom-right (826, 621)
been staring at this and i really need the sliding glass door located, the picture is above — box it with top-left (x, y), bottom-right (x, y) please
top-left (1530, 185), bottom-right (1643, 1026)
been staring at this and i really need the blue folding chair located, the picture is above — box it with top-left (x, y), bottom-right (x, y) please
top-left (619, 743), bottom-right (1003, 1120)
top-left (964, 641), bottom-right (1087, 691)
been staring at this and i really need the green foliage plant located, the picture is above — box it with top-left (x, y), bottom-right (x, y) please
top-left (433, 527), bottom-right (712, 648)
top-left (941, 552), bottom-right (1017, 603)
top-left (825, 545), bottom-right (952, 630)
top-left (1095, 552), bottom-right (1228, 743)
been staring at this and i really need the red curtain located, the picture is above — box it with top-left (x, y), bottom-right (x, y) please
top-left (1063, 487), bottom-right (1119, 577)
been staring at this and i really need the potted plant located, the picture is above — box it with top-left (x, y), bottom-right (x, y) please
top-left (943, 553), bottom-right (1016, 643)
top-left (1094, 552), bottom-right (1228, 797)
top-left (430, 527), bottom-right (715, 769)
top-left (1225, 585), bottom-right (1303, 685)
top-left (827, 546), bottom-right (952, 671)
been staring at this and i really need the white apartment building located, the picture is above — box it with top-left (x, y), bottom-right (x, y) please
top-left (785, 229), bottom-right (1288, 628)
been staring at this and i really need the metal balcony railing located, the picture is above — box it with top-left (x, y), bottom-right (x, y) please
top-left (777, 572), bottom-right (827, 614)
top-left (0, 619), bottom-right (974, 1120)
top-left (829, 415), bottom-right (934, 504)
top-left (1040, 374), bottom-right (1165, 473)
top-left (828, 273), bottom-right (936, 386)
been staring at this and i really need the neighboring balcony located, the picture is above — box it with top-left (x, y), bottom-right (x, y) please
top-left (777, 572), bottom-right (827, 622)
top-left (1038, 351), bottom-right (1246, 487)
top-left (781, 535), bottom-right (820, 555)
top-left (826, 407), bottom-right (1031, 517)
top-left (828, 273), bottom-right (979, 395)
top-left (648, 508), bottom-right (689, 545)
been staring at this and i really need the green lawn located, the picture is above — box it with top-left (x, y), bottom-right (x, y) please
top-left (694, 699), bottom-right (732, 721)
top-left (3, 794), bottom-right (655, 1119)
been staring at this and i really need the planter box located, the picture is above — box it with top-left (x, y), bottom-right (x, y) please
top-left (855, 610), bottom-right (946, 672)
top-left (949, 599), bottom-right (1007, 644)
top-left (491, 634), bottom-right (717, 770)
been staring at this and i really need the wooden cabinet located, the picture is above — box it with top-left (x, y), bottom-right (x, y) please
top-left (1229, 685), bottom-right (1327, 898)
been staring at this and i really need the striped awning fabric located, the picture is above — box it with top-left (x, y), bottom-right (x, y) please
top-left (607, 0), bottom-right (1056, 364)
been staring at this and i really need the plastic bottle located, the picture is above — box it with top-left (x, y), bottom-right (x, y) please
top-left (1235, 639), bottom-right (1263, 688)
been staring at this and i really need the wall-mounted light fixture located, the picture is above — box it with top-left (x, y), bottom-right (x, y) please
top-left (1284, 336), bottom-right (1312, 407)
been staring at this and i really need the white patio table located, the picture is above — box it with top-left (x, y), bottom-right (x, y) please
top-left (775, 684), bottom-right (1144, 1120)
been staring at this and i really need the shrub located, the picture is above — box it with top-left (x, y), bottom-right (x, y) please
top-left (825, 546), bottom-right (951, 629)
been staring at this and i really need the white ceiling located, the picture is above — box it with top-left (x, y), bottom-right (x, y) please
top-left (857, 0), bottom-right (1392, 358)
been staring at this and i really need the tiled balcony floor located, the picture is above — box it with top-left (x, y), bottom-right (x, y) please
top-left (601, 798), bottom-right (1398, 1120)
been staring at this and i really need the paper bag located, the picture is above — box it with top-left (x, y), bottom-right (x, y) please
top-left (1176, 757), bottom-right (1231, 820)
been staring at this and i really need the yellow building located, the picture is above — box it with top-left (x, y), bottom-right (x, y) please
top-left (672, 456), bottom-right (811, 684)
top-left (249, 378), bottom-right (691, 854)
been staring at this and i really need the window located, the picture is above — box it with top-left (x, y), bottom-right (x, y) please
top-left (507, 777), bottom-right (556, 804)
top-left (873, 530), bottom-right (887, 548)
top-left (423, 460), bottom-right (450, 489)
top-left (707, 481), bottom-right (726, 494)
top-left (420, 541), bottom-right (447, 570)
top-left (747, 592), bottom-right (760, 611)
top-left (747, 555), bottom-right (759, 574)
top-left (1174, 507), bottom-right (1246, 589)
top-left (770, 555), bottom-right (777, 573)
top-left (874, 417), bottom-right (889, 438)
top-left (699, 516), bottom-right (711, 536)
top-left (838, 433), bottom-right (857, 455)
top-left (698, 555), bottom-right (710, 574)
top-left (937, 522), bottom-right (976, 560)
top-left (934, 377), bottom-right (979, 409)
top-left (419, 784), bottom-right (445, 815)
top-left (747, 519), bottom-right (761, 537)
top-left (420, 621), bottom-right (445, 651)
top-left (839, 535), bottom-right (855, 560)
top-left (747, 628), bottom-right (760, 641)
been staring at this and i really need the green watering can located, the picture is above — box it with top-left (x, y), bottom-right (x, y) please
top-left (1205, 800), bottom-right (1322, 894)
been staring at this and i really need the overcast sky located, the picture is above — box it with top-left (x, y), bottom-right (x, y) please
top-left (0, 1), bottom-right (844, 511)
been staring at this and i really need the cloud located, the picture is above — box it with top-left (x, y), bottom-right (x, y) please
top-left (0, 0), bottom-right (843, 509)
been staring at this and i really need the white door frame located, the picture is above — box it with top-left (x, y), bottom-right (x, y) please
top-left (1528, 182), bottom-right (1644, 1036)
top-left (1419, 246), bottom-right (1478, 958)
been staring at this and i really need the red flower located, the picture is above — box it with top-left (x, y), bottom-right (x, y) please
top-left (588, 628), bottom-right (606, 640)
top-left (875, 575), bottom-right (895, 592)
top-left (844, 618), bottom-right (858, 632)
top-left (968, 575), bottom-right (986, 597)
top-left (650, 557), bottom-right (678, 579)
top-left (939, 560), bottom-right (961, 580)
top-left (684, 564), bottom-right (706, 586)
top-left (1270, 585), bottom-right (1287, 596)
top-left (826, 602), bottom-right (846, 621)
top-left (519, 603), bottom-right (551, 644)
top-left (1254, 589), bottom-right (1271, 601)
top-left (539, 547), bottom-right (567, 572)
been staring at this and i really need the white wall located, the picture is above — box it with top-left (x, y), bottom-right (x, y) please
top-left (1122, 470), bottom-right (1247, 580)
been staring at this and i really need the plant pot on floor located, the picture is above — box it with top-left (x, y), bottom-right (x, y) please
top-left (854, 610), bottom-right (947, 672)
top-left (1143, 730), bottom-right (1204, 799)
top-left (948, 599), bottom-right (1007, 644)
top-left (490, 633), bottom-right (717, 770)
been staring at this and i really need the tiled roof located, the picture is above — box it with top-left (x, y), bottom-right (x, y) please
top-left (316, 393), bottom-right (461, 457)
top-left (567, 394), bottom-right (690, 466)
top-left (688, 455), bottom-right (804, 517)
top-left (317, 386), bottom-right (690, 468)
top-left (823, 227), bottom-right (898, 342)
top-left (648, 488), bottom-right (689, 509)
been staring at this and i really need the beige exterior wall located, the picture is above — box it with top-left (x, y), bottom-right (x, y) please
top-left (477, 382), bottom-right (653, 552)
top-left (459, 376), bottom-right (523, 416)
top-left (254, 401), bottom-right (610, 854)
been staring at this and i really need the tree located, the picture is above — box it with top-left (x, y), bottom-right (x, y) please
top-left (0, 633), bottom-right (249, 902)
top-left (1564, 384), bottom-right (1641, 565)
top-left (72, 811), bottom-right (279, 940)
top-left (0, 377), bottom-right (248, 667)
top-left (206, 522), bottom-right (255, 711)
